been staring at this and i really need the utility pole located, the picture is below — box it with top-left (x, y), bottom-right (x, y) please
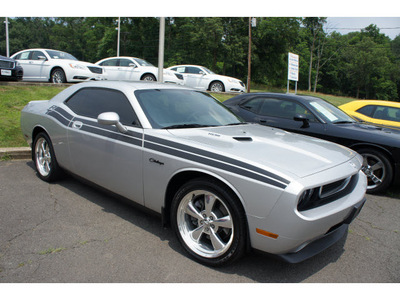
top-left (247, 17), bottom-right (256, 93)
top-left (5, 17), bottom-right (10, 57)
top-left (158, 17), bottom-right (165, 83)
top-left (247, 17), bottom-right (252, 93)
top-left (116, 17), bottom-right (121, 57)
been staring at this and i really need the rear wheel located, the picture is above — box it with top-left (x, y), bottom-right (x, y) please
top-left (171, 178), bottom-right (246, 266)
top-left (33, 132), bottom-right (62, 182)
top-left (358, 148), bottom-right (393, 194)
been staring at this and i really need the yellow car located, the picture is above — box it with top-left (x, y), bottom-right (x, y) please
top-left (340, 100), bottom-right (400, 129)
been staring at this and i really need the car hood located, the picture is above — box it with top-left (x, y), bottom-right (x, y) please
top-left (334, 122), bottom-right (400, 143)
top-left (168, 123), bottom-right (358, 179)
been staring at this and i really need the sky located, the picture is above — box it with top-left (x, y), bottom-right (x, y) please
top-left (326, 17), bottom-right (400, 40)
top-left (2, 0), bottom-right (400, 40)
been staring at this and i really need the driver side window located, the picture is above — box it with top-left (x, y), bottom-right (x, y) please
top-left (65, 87), bottom-right (140, 127)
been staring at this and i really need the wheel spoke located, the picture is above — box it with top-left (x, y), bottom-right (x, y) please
top-left (371, 161), bottom-right (383, 172)
top-left (209, 230), bottom-right (225, 251)
top-left (213, 215), bottom-right (232, 229)
top-left (204, 194), bottom-right (216, 216)
top-left (190, 225), bottom-right (205, 242)
top-left (185, 200), bottom-right (203, 221)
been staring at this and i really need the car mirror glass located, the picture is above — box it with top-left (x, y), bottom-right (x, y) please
top-left (294, 113), bottom-right (310, 128)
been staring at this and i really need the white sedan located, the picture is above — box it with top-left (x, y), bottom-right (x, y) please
top-left (95, 56), bottom-right (184, 85)
top-left (168, 64), bottom-right (246, 93)
top-left (10, 48), bottom-right (106, 83)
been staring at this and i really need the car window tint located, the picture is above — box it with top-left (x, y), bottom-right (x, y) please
top-left (100, 59), bottom-right (118, 67)
top-left (186, 67), bottom-right (202, 74)
top-left (240, 98), bottom-right (263, 113)
top-left (31, 51), bottom-right (46, 60)
top-left (356, 105), bottom-right (375, 117)
top-left (65, 88), bottom-right (139, 126)
top-left (119, 59), bottom-right (134, 67)
top-left (17, 51), bottom-right (30, 60)
top-left (373, 106), bottom-right (400, 122)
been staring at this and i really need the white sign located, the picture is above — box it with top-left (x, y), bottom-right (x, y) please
top-left (288, 52), bottom-right (299, 82)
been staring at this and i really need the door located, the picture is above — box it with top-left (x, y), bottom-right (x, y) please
top-left (64, 87), bottom-right (144, 204)
top-left (184, 66), bottom-right (207, 90)
top-left (99, 58), bottom-right (121, 81)
top-left (118, 58), bottom-right (141, 81)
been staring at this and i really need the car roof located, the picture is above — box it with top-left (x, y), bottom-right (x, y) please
top-left (226, 92), bottom-right (324, 104)
top-left (342, 100), bottom-right (400, 108)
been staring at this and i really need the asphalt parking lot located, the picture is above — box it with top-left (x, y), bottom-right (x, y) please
top-left (1, 159), bottom-right (399, 283)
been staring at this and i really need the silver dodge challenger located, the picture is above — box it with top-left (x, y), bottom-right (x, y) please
top-left (20, 81), bottom-right (367, 266)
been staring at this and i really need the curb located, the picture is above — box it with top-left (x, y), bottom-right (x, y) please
top-left (0, 147), bottom-right (31, 160)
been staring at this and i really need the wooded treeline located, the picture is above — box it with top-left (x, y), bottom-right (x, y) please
top-left (1, 17), bottom-right (400, 100)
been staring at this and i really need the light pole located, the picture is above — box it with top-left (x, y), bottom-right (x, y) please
top-left (4, 17), bottom-right (10, 57)
top-left (116, 17), bottom-right (120, 57)
top-left (158, 17), bottom-right (165, 83)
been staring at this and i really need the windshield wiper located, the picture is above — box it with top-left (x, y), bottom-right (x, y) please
top-left (226, 122), bottom-right (247, 126)
top-left (333, 120), bottom-right (355, 124)
top-left (162, 124), bottom-right (213, 129)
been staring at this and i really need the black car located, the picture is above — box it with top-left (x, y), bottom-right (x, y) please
top-left (0, 55), bottom-right (23, 81)
top-left (224, 93), bottom-right (400, 193)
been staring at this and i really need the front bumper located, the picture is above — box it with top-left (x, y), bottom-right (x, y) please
top-left (276, 198), bottom-right (365, 263)
top-left (67, 68), bottom-right (107, 82)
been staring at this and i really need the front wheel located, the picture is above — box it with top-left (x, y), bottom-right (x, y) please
top-left (33, 132), bottom-right (63, 182)
top-left (141, 74), bottom-right (156, 81)
top-left (358, 148), bottom-right (393, 194)
top-left (209, 81), bottom-right (225, 92)
top-left (171, 178), bottom-right (246, 266)
top-left (50, 68), bottom-right (66, 83)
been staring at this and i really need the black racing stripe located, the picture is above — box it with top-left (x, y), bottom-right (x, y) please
top-left (145, 135), bottom-right (290, 185)
top-left (79, 123), bottom-right (142, 147)
top-left (46, 110), bottom-right (71, 127)
top-left (145, 139), bottom-right (288, 189)
top-left (54, 106), bottom-right (74, 121)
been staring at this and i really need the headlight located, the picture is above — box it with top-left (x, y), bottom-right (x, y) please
top-left (69, 63), bottom-right (86, 70)
top-left (227, 78), bottom-right (238, 83)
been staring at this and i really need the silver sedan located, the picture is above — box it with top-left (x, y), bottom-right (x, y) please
top-left (20, 81), bottom-right (367, 266)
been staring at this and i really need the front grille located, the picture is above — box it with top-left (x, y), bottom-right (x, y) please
top-left (175, 73), bottom-right (184, 80)
top-left (0, 60), bottom-right (14, 69)
top-left (297, 173), bottom-right (359, 211)
top-left (88, 66), bottom-right (103, 74)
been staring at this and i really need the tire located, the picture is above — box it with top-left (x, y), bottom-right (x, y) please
top-left (141, 74), bottom-right (156, 81)
top-left (171, 177), bottom-right (247, 266)
top-left (50, 68), bottom-right (66, 83)
top-left (358, 148), bottom-right (393, 194)
top-left (33, 132), bottom-right (63, 182)
top-left (209, 81), bottom-right (225, 92)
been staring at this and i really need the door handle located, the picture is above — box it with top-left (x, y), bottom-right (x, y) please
top-left (72, 121), bottom-right (83, 129)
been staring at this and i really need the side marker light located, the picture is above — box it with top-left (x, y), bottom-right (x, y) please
top-left (256, 228), bottom-right (279, 239)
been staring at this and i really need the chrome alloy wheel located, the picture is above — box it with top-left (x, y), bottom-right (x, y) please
top-left (176, 190), bottom-right (234, 258)
top-left (210, 82), bottom-right (224, 92)
top-left (361, 153), bottom-right (385, 190)
top-left (35, 137), bottom-right (52, 177)
top-left (51, 70), bottom-right (64, 83)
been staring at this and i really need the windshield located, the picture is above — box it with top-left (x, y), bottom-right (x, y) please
top-left (135, 89), bottom-right (243, 129)
top-left (305, 97), bottom-right (356, 124)
top-left (203, 67), bottom-right (215, 74)
top-left (133, 58), bottom-right (154, 67)
top-left (45, 50), bottom-right (78, 60)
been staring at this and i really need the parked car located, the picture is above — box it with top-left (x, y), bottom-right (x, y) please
top-left (10, 48), bottom-right (106, 83)
top-left (168, 64), bottom-right (245, 93)
top-left (95, 56), bottom-right (184, 85)
top-left (0, 55), bottom-right (23, 81)
top-left (223, 93), bottom-right (400, 194)
top-left (340, 100), bottom-right (400, 130)
top-left (20, 81), bottom-right (366, 266)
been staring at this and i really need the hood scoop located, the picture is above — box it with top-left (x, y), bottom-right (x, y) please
top-left (233, 136), bottom-right (253, 142)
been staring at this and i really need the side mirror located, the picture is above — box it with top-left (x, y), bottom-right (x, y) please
top-left (129, 63), bottom-right (137, 68)
top-left (97, 112), bottom-right (128, 133)
top-left (199, 71), bottom-right (206, 75)
top-left (294, 113), bottom-right (310, 128)
top-left (38, 56), bottom-right (47, 61)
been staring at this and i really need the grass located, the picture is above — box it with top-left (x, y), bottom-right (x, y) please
top-left (0, 85), bottom-right (67, 147)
